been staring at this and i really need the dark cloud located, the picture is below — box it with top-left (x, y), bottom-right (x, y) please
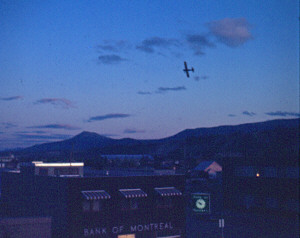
top-left (186, 34), bottom-right (215, 55)
top-left (137, 91), bottom-right (152, 95)
top-left (136, 37), bottom-right (181, 54)
top-left (0, 96), bottom-right (23, 101)
top-left (242, 111), bottom-right (256, 117)
top-left (88, 113), bottom-right (131, 122)
top-left (123, 129), bottom-right (145, 134)
top-left (98, 54), bottom-right (127, 64)
top-left (35, 98), bottom-right (75, 109)
top-left (228, 114), bottom-right (236, 117)
top-left (28, 124), bottom-right (80, 130)
top-left (265, 111), bottom-right (300, 117)
top-left (1, 123), bottom-right (17, 129)
top-left (207, 18), bottom-right (253, 47)
top-left (194, 75), bottom-right (209, 81)
top-left (15, 133), bottom-right (72, 140)
top-left (97, 40), bottom-right (131, 53)
top-left (156, 86), bottom-right (186, 93)
top-left (100, 133), bottom-right (119, 137)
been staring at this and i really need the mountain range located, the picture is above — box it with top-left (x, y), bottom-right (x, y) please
top-left (3, 118), bottom-right (299, 166)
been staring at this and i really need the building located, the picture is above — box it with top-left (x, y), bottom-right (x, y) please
top-left (1, 162), bottom-right (186, 238)
top-left (191, 161), bottom-right (222, 179)
top-left (223, 157), bottom-right (299, 216)
top-left (0, 217), bottom-right (51, 238)
top-left (0, 154), bottom-right (18, 170)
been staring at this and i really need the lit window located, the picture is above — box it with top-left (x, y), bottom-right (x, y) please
top-left (118, 234), bottom-right (135, 238)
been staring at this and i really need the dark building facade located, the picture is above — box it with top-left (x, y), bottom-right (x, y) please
top-left (223, 157), bottom-right (299, 217)
top-left (1, 162), bottom-right (186, 238)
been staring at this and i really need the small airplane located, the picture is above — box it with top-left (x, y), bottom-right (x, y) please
top-left (183, 61), bottom-right (194, 78)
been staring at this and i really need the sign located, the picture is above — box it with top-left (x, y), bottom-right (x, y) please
top-left (83, 222), bottom-right (173, 237)
top-left (191, 193), bottom-right (210, 214)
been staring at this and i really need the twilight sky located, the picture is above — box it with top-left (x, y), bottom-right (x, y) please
top-left (0, 0), bottom-right (299, 150)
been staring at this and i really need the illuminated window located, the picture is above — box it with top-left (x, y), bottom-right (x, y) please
top-left (118, 234), bottom-right (135, 238)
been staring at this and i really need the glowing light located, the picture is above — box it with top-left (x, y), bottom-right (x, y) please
top-left (256, 172), bottom-right (260, 177)
top-left (34, 162), bottom-right (84, 167)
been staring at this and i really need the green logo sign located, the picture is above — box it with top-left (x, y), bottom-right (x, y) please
top-left (191, 193), bottom-right (210, 214)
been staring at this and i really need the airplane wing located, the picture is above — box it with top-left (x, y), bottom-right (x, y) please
top-left (186, 71), bottom-right (190, 78)
top-left (184, 61), bottom-right (188, 70)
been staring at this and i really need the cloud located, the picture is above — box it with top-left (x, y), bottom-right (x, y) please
top-left (97, 40), bottom-right (131, 53)
top-left (194, 75), bottom-right (209, 81)
top-left (28, 124), bottom-right (80, 130)
top-left (1, 123), bottom-right (18, 129)
top-left (0, 96), bottom-right (23, 101)
top-left (186, 34), bottom-right (215, 55)
top-left (156, 86), bottom-right (186, 93)
top-left (228, 114), bottom-right (236, 117)
top-left (100, 133), bottom-right (119, 137)
top-left (123, 129), bottom-right (145, 134)
top-left (136, 37), bottom-right (181, 54)
top-left (242, 111), bottom-right (256, 117)
top-left (207, 18), bottom-right (253, 47)
top-left (98, 54), bottom-right (127, 64)
top-left (88, 113), bottom-right (131, 122)
top-left (265, 111), bottom-right (300, 117)
top-left (15, 133), bottom-right (72, 140)
top-left (35, 98), bottom-right (75, 109)
top-left (137, 91), bottom-right (152, 95)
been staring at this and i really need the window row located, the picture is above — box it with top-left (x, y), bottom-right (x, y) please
top-left (235, 166), bottom-right (299, 178)
top-left (82, 196), bottom-right (177, 213)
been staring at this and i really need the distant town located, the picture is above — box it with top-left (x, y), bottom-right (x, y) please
top-left (0, 118), bottom-right (299, 238)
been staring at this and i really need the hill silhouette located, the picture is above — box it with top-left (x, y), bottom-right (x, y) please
top-left (5, 118), bottom-right (299, 165)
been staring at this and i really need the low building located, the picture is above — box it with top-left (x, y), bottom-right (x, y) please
top-left (0, 217), bottom-right (51, 238)
top-left (1, 162), bottom-right (186, 238)
top-left (0, 155), bottom-right (18, 170)
top-left (192, 161), bottom-right (222, 179)
top-left (223, 157), bottom-right (299, 216)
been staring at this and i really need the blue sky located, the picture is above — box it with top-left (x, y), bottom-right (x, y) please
top-left (0, 0), bottom-right (299, 150)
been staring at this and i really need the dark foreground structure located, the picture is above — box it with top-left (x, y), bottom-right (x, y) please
top-left (1, 162), bottom-right (186, 238)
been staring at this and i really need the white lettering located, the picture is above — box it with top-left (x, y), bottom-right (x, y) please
top-left (144, 224), bottom-right (150, 231)
top-left (160, 223), bottom-right (164, 230)
top-left (137, 225), bottom-right (143, 232)
top-left (165, 223), bottom-right (169, 229)
top-left (131, 225), bottom-right (137, 232)
top-left (112, 227), bottom-right (119, 234)
top-left (95, 228), bottom-right (101, 235)
top-left (150, 223), bottom-right (154, 230)
top-left (84, 229), bottom-right (89, 237)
